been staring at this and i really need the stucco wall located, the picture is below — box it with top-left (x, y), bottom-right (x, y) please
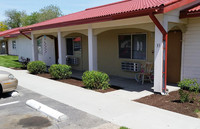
top-left (97, 28), bottom-right (154, 79)
top-left (65, 33), bottom-right (88, 71)
top-left (182, 17), bottom-right (200, 82)
top-left (8, 36), bottom-right (32, 61)
top-left (8, 38), bottom-right (17, 56)
top-left (37, 36), bottom-right (56, 66)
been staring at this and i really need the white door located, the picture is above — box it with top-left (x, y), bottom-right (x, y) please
top-left (43, 36), bottom-right (55, 66)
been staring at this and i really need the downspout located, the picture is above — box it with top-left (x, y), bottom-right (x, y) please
top-left (149, 13), bottom-right (168, 94)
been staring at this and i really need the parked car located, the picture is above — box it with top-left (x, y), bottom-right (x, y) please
top-left (0, 71), bottom-right (18, 94)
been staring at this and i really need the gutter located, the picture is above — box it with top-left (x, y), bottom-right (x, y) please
top-left (149, 13), bottom-right (168, 94)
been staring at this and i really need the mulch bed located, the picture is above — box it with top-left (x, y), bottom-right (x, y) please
top-left (135, 90), bottom-right (200, 118)
top-left (11, 67), bottom-right (26, 70)
top-left (37, 73), bottom-right (122, 93)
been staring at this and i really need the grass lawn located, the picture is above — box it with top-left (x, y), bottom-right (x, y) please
top-left (0, 55), bottom-right (22, 68)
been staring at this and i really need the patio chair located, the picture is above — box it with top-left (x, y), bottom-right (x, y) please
top-left (135, 62), bottom-right (153, 85)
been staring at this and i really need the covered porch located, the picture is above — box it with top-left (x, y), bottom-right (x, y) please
top-left (29, 9), bottom-right (186, 94)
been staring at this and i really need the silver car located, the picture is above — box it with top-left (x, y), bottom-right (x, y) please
top-left (0, 71), bottom-right (18, 94)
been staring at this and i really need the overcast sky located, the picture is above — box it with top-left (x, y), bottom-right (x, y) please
top-left (0, 0), bottom-right (120, 21)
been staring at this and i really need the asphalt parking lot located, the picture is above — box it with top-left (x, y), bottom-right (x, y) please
top-left (0, 86), bottom-right (118, 129)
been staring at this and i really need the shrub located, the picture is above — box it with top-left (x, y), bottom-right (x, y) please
top-left (27, 61), bottom-right (46, 74)
top-left (82, 71), bottom-right (110, 90)
top-left (49, 64), bottom-right (72, 79)
top-left (179, 89), bottom-right (190, 103)
top-left (120, 127), bottom-right (129, 129)
top-left (178, 79), bottom-right (199, 93)
top-left (194, 109), bottom-right (200, 113)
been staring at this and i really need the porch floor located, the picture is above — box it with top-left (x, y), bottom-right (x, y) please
top-left (71, 70), bottom-right (179, 100)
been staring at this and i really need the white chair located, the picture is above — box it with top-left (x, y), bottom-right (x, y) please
top-left (135, 62), bottom-right (153, 84)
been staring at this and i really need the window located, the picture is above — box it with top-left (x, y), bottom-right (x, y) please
top-left (132, 34), bottom-right (146, 60)
top-left (37, 38), bottom-right (43, 54)
top-left (119, 35), bottom-right (131, 59)
top-left (12, 41), bottom-right (16, 49)
top-left (66, 38), bottom-right (73, 55)
top-left (73, 37), bottom-right (81, 51)
top-left (66, 37), bottom-right (81, 55)
top-left (2, 42), bottom-right (5, 48)
top-left (119, 34), bottom-right (146, 60)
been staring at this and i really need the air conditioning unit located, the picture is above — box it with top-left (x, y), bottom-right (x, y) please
top-left (121, 62), bottom-right (141, 72)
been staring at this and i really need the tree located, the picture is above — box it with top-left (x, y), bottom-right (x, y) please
top-left (21, 12), bottom-right (40, 26)
top-left (4, 5), bottom-right (63, 28)
top-left (0, 22), bottom-right (8, 31)
top-left (4, 9), bottom-right (26, 28)
top-left (37, 5), bottom-right (63, 22)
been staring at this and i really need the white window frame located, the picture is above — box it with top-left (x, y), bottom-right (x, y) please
top-left (12, 40), bottom-right (16, 49)
top-left (37, 38), bottom-right (43, 55)
top-left (66, 37), bottom-right (82, 56)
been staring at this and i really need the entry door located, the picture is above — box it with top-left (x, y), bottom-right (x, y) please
top-left (167, 30), bottom-right (182, 84)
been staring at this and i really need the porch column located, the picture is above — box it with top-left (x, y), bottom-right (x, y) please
top-left (58, 31), bottom-right (66, 64)
top-left (31, 33), bottom-right (38, 61)
top-left (154, 15), bottom-right (168, 94)
top-left (88, 25), bottom-right (97, 71)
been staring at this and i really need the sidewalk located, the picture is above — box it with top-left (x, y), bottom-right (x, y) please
top-left (1, 67), bottom-right (200, 129)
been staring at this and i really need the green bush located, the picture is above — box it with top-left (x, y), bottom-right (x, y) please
top-left (49, 64), bottom-right (72, 79)
top-left (82, 71), bottom-right (110, 90)
top-left (178, 79), bottom-right (199, 93)
top-left (120, 127), bottom-right (129, 129)
top-left (194, 109), bottom-right (200, 113)
top-left (27, 61), bottom-right (46, 74)
top-left (179, 89), bottom-right (190, 103)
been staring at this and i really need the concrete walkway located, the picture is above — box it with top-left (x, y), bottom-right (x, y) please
top-left (1, 67), bottom-right (200, 129)
top-left (72, 70), bottom-right (180, 101)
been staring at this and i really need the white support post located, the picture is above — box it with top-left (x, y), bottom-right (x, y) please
top-left (58, 31), bottom-right (66, 64)
top-left (154, 15), bottom-right (168, 93)
top-left (31, 33), bottom-right (38, 61)
top-left (88, 25), bottom-right (98, 71)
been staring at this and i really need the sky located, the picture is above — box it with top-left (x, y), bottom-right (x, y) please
top-left (0, 0), bottom-right (121, 21)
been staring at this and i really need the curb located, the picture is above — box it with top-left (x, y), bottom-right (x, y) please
top-left (26, 99), bottom-right (68, 122)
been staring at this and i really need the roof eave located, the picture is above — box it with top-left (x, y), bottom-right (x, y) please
top-left (179, 2), bottom-right (200, 18)
top-left (180, 11), bottom-right (200, 18)
top-left (0, 29), bottom-right (20, 37)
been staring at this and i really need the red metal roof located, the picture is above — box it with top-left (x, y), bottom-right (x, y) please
top-left (0, 27), bottom-right (31, 39)
top-left (21, 0), bottom-right (195, 32)
top-left (4, 31), bottom-right (31, 38)
top-left (189, 5), bottom-right (200, 12)
top-left (0, 27), bottom-right (22, 37)
top-left (180, 3), bottom-right (200, 18)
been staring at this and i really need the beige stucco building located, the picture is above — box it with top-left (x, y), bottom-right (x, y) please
top-left (0, 0), bottom-right (200, 94)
